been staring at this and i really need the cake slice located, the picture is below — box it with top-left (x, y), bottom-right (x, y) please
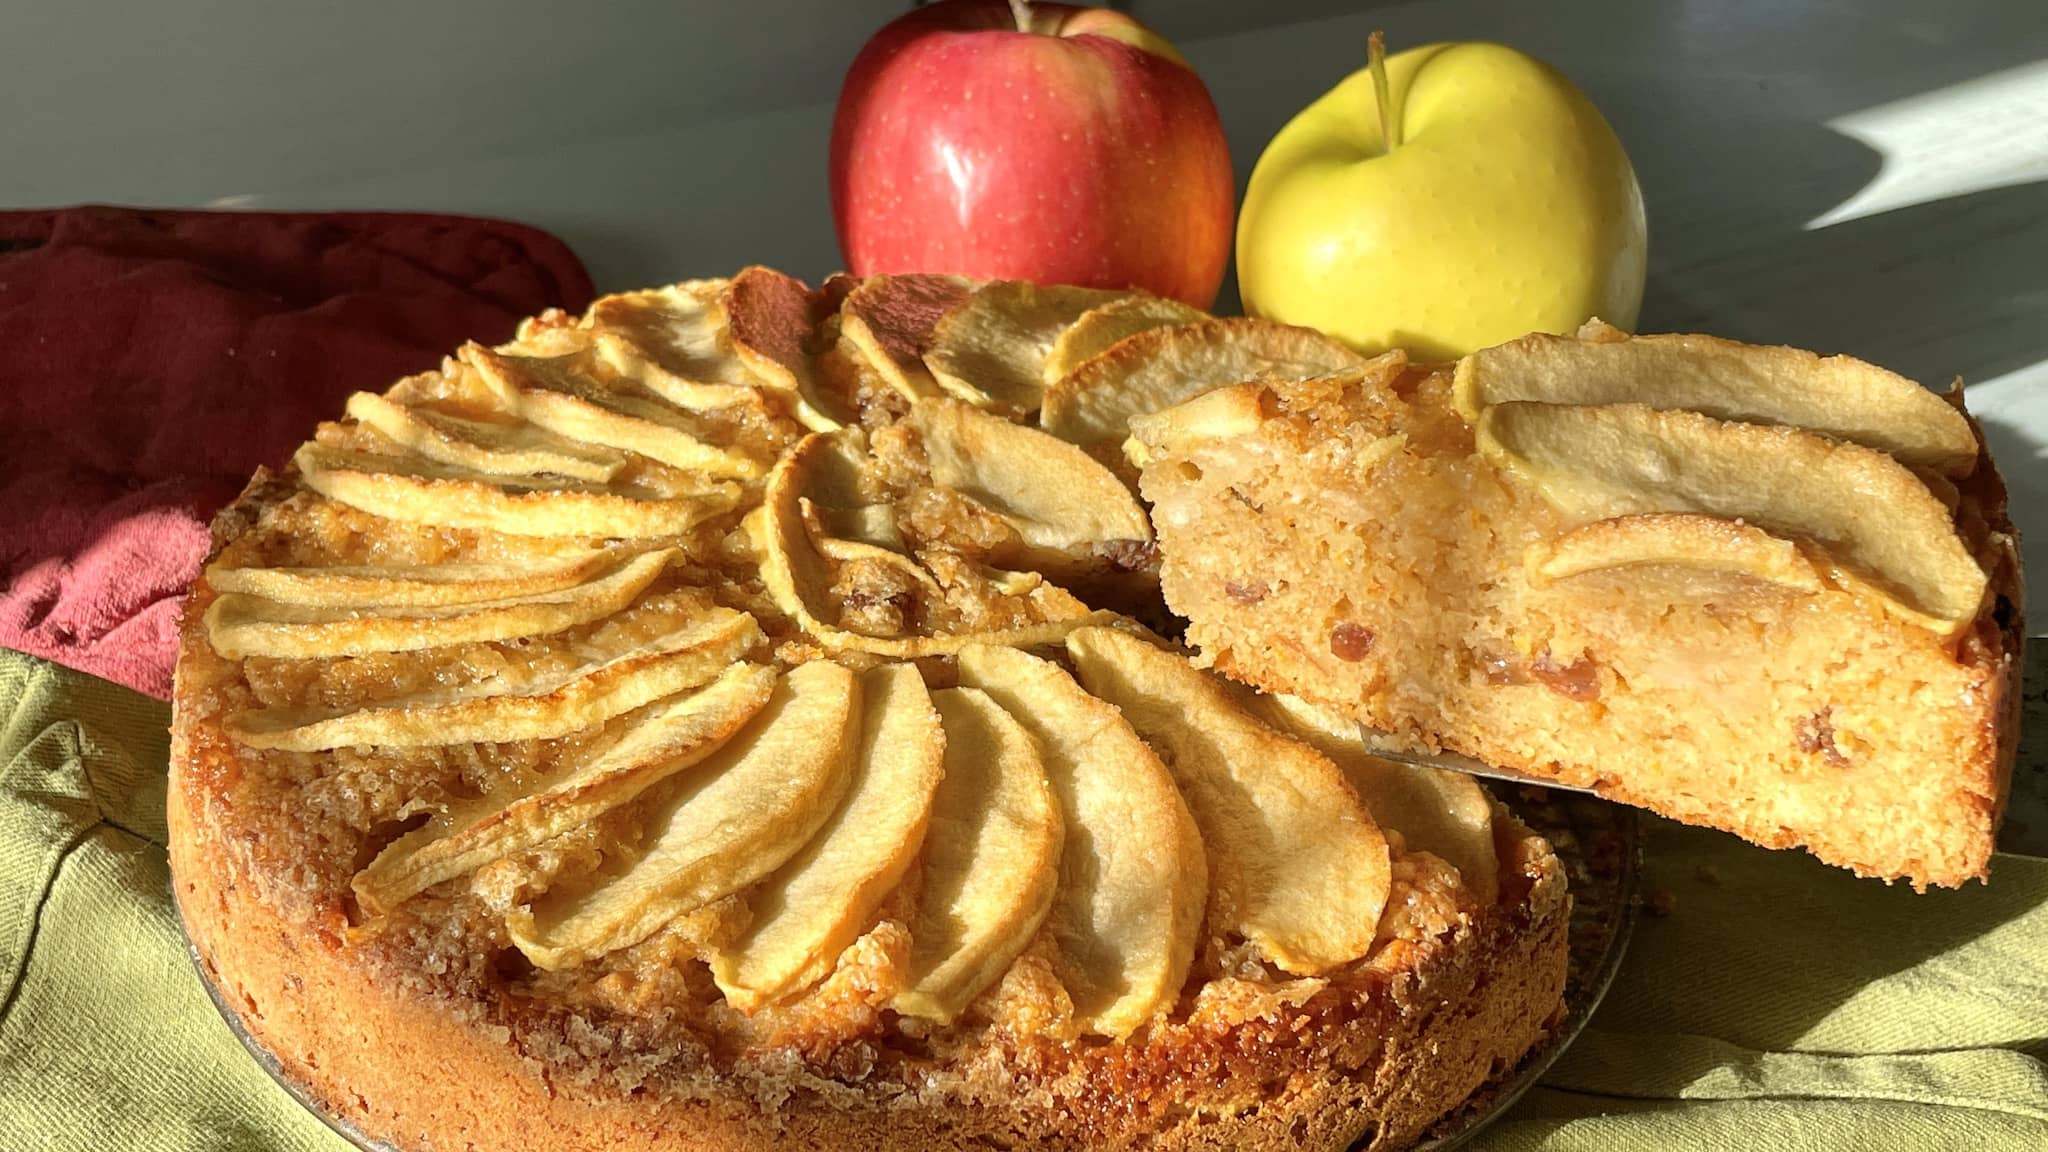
top-left (1129, 327), bottom-right (2022, 888)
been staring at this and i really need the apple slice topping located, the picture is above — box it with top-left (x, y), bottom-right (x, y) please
top-left (204, 547), bottom-right (674, 660)
top-left (894, 686), bottom-right (1064, 1025)
top-left (1525, 512), bottom-right (1825, 593)
top-left (346, 391), bottom-right (628, 483)
top-left (1043, 295), bottom-right (1206, 386)
top-left (709, 664), bottom-right (946, 1011)
top-left (294, 443), bottom-right (739, 538)
top-left (1122, 379), bottom-right (1276, 470)
top-left (584, 280), bottom-right (766, 410)
top-left (1065, 628), bottom-right (1390, 974)
top-left (1041, 316), bottom-right (1363, 451)
top-left (906, 398), bottom-right (1153, 571)
top-left (724, 265), bottom-right (854, 432)
top-left (922, 280), bottom-right (1130, 411)
top-left (508, 659), bottom-right (860, 970)
top-left (837, 274), bottom-right (978, 402)
top-left (228, 607), bottom-right (763, 751)
top-left (1454, 327), bottom-right (1979, 476)
top-left (955, 642), bottom-right (1205, 1038)
top-left (205, 545), bottom-right (621, 609)
top-left (352, 662), bottom-right (778, 918)
top-left (462, 344), bottom-right (772, 479)
top-left (1240, 692), bottom-right (1498, 905)
top-left (1478, 401), bottom-right (1988, 635)
top-left (757, 432), bottom-right (1116, 657)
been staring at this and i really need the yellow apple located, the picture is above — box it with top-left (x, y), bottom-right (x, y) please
top-left (1237, 41), bottom-right (1647, 361)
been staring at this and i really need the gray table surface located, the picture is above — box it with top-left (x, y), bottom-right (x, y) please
top-left (6, 0), bottom-right (2045, 852)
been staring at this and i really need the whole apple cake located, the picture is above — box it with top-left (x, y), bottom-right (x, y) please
top-left (1129, 322), bottom-right (2022, 889)
top-left (170, 269), bottom-right (1570, 1152)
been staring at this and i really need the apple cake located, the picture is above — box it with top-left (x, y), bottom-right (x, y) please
top-left (169, 269), bottom-right (1570, 1152)
top-left (1129, 322), bottom-right (2022, 889)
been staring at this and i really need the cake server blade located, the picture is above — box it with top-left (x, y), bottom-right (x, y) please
top-left (1354, 732), bottom-right (1596, 794)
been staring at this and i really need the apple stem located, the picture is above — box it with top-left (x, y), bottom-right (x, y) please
top-left (1007, 0), bottom-right (1031, 33)
top-left (1368, 31), bottom-right (1401, 154)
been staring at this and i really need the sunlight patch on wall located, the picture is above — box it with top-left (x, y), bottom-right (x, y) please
top-left (1809, 60), bottom-right (2048, 229)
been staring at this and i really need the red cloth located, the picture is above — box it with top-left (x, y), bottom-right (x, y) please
top-left (0, 206), bottom-right (594, 699)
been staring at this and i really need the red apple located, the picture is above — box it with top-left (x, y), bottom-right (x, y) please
top-left (830, 0), bottom-right (1234, 309)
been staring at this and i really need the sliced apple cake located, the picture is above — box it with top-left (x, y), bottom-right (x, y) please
top-left (170, 270), bottom-right (1568, 1152)
top-left (1130, 322), bottom-right (2021, 889)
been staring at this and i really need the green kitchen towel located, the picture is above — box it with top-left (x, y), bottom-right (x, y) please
top-left (2, 645), bottom-right (2044, 1151)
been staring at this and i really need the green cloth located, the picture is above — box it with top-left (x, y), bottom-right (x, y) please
top-left (2, 646), bottom-right (2043, 1151)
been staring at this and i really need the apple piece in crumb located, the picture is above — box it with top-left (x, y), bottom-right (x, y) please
top-left (1453, 328), bottom-right (1977, 475)
top-left (1064, 627), bottom-right (1390, 974)
top-left (1527, 512), bottom-right (1825, 593)
top-left (710, 664), bottom-right (945, 1011)
top-left (1477, 401), bottom-right (1988, 635)
top-left (1041, 316), bottom-right (1362, 452)
top-left (895, 685), bottom-right (1064, 1024)
top-left (508, 659), bottom-right (860, 970)
top-left (956, 642), bottom-right (1205, 1039)
top-left (921, 280), bottom-right (1130, 411)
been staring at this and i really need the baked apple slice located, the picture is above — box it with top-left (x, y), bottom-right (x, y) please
top-left (955, 643), bottom-right (1205, 1038)
top-left (584, 280), bottom-right (764, 410)
top-left (1477, 401), bottom-right (1988, 634)
top-left (1042, 295), bottom-right (1205, 386)
top-left (353, 663), bottom-right (777, 917)
top-left (709, 664), bottom-right (945, 1011)
top-left (205, 545), bottom-right (621, 608)
top-left (1040, 316), bottom-right (1362, 451)
top-left (1064, 627), bottom-right (1390, 974)
top-left (724, 265), bottom-right (854, 432)
top-left (229, 607), bottom-right (762, 751)
top-left (906, 398), bottom-right (1152, 579)
top-left (1454, 324), bottom-right (1978, 474)
top-left (509, 659), bottom-right (860, 969)
top-left (204, 547), bottom-right (673, 659)
top-left (462, 344), bottom-right (771, 479)
top-left (922, 280), bottom-right (1128, 411)
top-left (346, 391), bottom-right (627, 482)
top-left (894, 686), bottom-right (1064, 1024)
top-left (294, 443), bottom-right (737, 538)
top-left (837, 274), bottom-right (977, 402)
top-left (1241, 692), bottom-right (1498, 904)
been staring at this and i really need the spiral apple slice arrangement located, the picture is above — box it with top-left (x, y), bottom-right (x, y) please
top-left (195, 265), bottom-right (1524, 1042)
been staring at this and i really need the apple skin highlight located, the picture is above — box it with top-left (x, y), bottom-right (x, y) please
top-left (831, 0), bottom-right (1234, 310)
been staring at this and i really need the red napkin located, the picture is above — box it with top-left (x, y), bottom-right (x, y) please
top-left (0, 206), bottom-right (594, 699)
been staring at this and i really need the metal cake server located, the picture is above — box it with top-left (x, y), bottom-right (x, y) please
top-left (1353, 728), bottom-right (1597, 794)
